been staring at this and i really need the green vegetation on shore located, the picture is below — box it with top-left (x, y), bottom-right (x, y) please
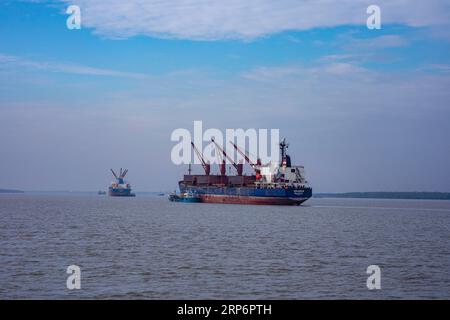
top-left (313, 192), bottom-right (450, 200)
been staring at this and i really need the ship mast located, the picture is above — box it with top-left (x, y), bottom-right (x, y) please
top-left (279, 138), bottom-right (291, 167)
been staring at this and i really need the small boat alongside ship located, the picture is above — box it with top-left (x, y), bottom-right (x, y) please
top-left (168, 191), bottom-right (202, 203)
top-left (174, 138), bottom-right (312, 206)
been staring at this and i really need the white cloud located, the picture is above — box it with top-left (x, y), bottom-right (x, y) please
top-left (345, 34), bottom-right (409, 49)
top-left (53, 0), bottom-right (450, 40)
top-left (241, 65), bottom-right (304, 81)
top-left (426, 64), bottom-right (450, 74)
top-left (0, 53), bottom-right (148, 79)
top-left (241, 60), bottom-right (369, 82)
top-left (323, 62), bottom-right (366, 75)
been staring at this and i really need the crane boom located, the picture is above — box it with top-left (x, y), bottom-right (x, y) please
top-left (191, 142), bottom-right (210, 175)
top-left (110, 169), bottom-right (118, 179)
top-left (229, 141), bottom-right (256, 167)
top-left (228, 141), bottom-right (261, 177)
top-left (212, 139), bottom-right (238, 170)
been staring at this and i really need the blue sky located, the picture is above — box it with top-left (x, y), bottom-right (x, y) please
top-left (1, 0), bottom-right (450, 192)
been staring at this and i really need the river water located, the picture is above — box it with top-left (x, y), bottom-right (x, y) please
top-left (0, 194), bottom-right (449, 299)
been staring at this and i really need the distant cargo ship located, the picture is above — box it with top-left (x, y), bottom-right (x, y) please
top-left (109, 168), bottom-right (135, 197)
top-left (178, 139), bottom-right (312, 206)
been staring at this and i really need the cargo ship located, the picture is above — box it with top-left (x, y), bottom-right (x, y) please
top-left (178, 139), bottom-right (312, 205)
top-left (109, 168), bottom-right (136, 197)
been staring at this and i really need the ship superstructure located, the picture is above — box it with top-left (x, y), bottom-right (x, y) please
top-left (109, 168), bottom-right (135, 197)
top-left (178, 139), bottom-right (312, 205)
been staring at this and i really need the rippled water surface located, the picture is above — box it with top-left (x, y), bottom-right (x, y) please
top-left (0, 194), bottom-right (449, 299)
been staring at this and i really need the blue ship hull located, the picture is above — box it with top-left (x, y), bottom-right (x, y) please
top-left (179, 184), bottom-right (312, 205)
top-left (108, 187), bottom-right (135, 197)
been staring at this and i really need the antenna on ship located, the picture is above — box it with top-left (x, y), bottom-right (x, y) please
top-left (279, 138), bottom-right (291, 167)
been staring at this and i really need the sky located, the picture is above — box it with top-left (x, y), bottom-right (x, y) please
top-left (0, 0), bottom-right (450, 192)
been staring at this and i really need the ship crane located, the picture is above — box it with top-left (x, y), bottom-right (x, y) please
top-left (211, 138), bottom-right (243, 176)
top-left (110, 169), bottom-right (118, 179)
top-left (109, 168), bottom-right (135, 197)
top-left (191, 142), bottom-right (210, 175)
top-left (229, 141), bottom-right (262, 179)
top-left (110, 168), bottom-right (128, 184)
top-left (209, 139), bottom-right (226, 176)
top-left (176, 139), bottom-right (312, 205)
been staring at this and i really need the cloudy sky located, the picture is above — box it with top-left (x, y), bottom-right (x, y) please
top-left (1, 0), bottom-right (450, 192)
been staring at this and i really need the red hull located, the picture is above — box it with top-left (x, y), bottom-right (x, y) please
top-left (200, 194), bottom-right (308, 206)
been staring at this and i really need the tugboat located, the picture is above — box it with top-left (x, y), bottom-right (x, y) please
top-left (168, 191), bottom-right (202, 203)
top-left (109, 168), bottom-right (136, 197)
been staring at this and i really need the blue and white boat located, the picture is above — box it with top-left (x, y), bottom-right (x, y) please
top-left (168, 191), bottom-right (202, 203)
